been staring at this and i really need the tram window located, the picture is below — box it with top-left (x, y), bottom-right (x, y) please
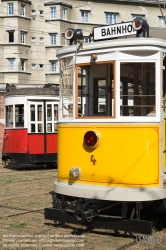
top-left (120, 62), bottom-right (155, 117)
top-left (37, 105), bottom-right (42, 121)
top-left (29, 103), bottom-right (44, 133)
top-left (54, 104), bottom-right (58, 121)
top-left (6, 105), bottom-right (13, 127)
top-left (46, 103), bottom-right (58, 133)
top-left (15, 104), bottom-right (24, 127)
top-left (47, 123), bottom-right (52, 132)
top-left (75, 63), bottom-right (114, 117)
top-left (38, 124), bottom-right (43, 133)
top-left (60, 57), bottom-right (74, 118)
top-left (30, 105), bottom-right (35, 121)
top-left (54, 123), bottom-right (57, 132)
top-left (47, 104), bottom-right (52, 121)
top-left (31, 124), bottom-right (35, 132)
top-left (37, 105), bottom-right (43, 132)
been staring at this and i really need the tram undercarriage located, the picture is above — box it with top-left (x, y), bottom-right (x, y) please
top-left (3, 153), bottom-right (57, 168)
top-left (45, 194), bottom-right (166, 235)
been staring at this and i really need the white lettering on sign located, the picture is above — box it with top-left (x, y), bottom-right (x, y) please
top-left (93, 22), bottom-right (136, 41)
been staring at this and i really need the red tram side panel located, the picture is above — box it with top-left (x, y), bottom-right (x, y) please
top-left (3, 129), bottom-right (28, 153)
top-left (2, 87), bottom-right (59, 167)
top-left (46, 134), bottom-right (58, 153)
top-left (27, 134), bottom-right (45, 154)
top-left (27, 134), bottom-right (58, 154)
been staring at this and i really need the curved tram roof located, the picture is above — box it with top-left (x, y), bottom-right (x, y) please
top-left (57, 27), bottom-right (166, 58)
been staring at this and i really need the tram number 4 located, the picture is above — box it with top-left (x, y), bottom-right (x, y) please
top-left (91, 155), bottom-right (96, 165)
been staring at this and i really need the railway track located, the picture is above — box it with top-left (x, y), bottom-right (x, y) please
top-left (0, 164), bottom-right (61, 249)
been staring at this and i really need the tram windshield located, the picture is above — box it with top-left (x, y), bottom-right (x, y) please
top-left (61, 61), bottom-right (115, 118)
top-left (61, 60), bottom-right (156, 118)
top-left (120, 62), bottom-right (155, 117)
top-left (76, 63), bottom-right (115, 117)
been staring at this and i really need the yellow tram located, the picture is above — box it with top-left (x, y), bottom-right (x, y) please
top-left (45, 18), bottom-right (166, 234)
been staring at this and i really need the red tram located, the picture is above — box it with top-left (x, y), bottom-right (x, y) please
top-left (2, 87), bottom-right (59, 168)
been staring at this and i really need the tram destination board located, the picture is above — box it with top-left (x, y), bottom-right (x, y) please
top-left (93, 21), bottom-right (136, 41)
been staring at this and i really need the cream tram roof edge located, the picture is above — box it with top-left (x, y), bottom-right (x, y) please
top-left (5, 88), bottom-right (59, 97)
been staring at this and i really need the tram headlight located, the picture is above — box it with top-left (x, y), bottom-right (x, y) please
top-left (65, 28), bottom-right (83, 45)
top-left (132, 18), bottom-right (143, 30)
top-left (132, 17), bottom-right (149, 37)
top-left (84, 130), bottom-right (101, 148)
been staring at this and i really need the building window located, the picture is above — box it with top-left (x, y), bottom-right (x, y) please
top-left (81, 11), bottom-right (89, 22)
top-left (21, 59), bottom-right (26, 71)
top-left (8, 59), bottom-right (15, 71)
top-left (159, 17), bottom-right (166, 27)
top-left (8, 31), bottom-right (14, 43)
top-left (131, 14), bottom-right (145, 20)
top-left (50, 7), bottom-right (56, 19)
top-left (62, 34), bottom-right (67, 46)
top-left (105, 13), bottom-right (117, 24)
top-left (39, 64), bottom-right (44, 69)
top-left (62, 8), bottom-right (67, 20)
top-left (39, 10), bottom-right (44, 16)
top-left (31, 10), bottom-right (36, 15)
top-left (31, 10), bottom-right (36, 19)
top-left (83, 36), bottom-right (91, 43)
top-left (51, 61), bottom-right (56, 72)
top-left (50, 34), bottom-right (56, 45)
top-left (21, 4), bottom-right (25, 16)
top-left (31, 37), bottom-right (36, 42)
top-left (39, 37), bottom-right (44, 43)
top-left (21, 31), bottom-right (26, 44)
top-left (8, 3), bottom-right (14, 15)
top-left (31, 64), bottom-right (36, 69)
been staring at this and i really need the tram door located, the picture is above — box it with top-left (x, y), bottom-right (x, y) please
top-left (28, 101), bottom-right (58, 154)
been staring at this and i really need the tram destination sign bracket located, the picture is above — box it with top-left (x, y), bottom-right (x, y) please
top-left (93, 22), bottom-right (136, 41)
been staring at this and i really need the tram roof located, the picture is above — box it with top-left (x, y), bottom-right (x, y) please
top-left (56, 28), bottom-right (166, 57)
top-left (5, 88), bottom-right (59, 97)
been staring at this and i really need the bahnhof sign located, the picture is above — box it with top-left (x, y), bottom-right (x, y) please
top-left (93, 21), bottom-right (136, 41)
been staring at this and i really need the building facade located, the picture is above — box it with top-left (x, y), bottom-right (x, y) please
top-left (0, 0), bottom-right (165, 90)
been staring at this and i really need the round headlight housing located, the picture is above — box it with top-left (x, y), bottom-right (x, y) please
top-left (84, 130), bottom-right (101, 148)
